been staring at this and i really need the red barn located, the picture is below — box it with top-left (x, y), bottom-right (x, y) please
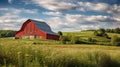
top-left (15, 19), bottom-right (59, 40)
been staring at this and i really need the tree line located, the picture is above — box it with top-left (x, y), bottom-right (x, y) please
top-left (58, 28), bottom-right (120, 46)
top-left (93, 28), bottom-right (120, 46)
top-left (106, 28), bottom-right (120, 34)
top-left (0, 30), bottom-right (16, 38)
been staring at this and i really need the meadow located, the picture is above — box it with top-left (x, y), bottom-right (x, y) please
top-left (0, 31), bottom-right (120, 67)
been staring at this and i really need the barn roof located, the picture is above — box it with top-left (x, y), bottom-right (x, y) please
top-left (29, 19), bottom-right (58, 35)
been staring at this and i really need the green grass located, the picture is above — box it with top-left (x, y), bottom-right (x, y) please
top-left (0, 31), bottom-right (120, 67)
top-left (64, 30), bottom-right (120, 45)
top-left (0, 37), bottom-right (120, 67)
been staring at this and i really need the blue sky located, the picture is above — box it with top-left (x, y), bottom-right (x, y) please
top-left (0, 0), bottom-right (120, 32)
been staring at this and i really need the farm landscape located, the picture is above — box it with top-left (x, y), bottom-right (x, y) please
top-left (0, 30), bottom-right (120, 67)
top-left (1, 0), bottom-right (120, 67)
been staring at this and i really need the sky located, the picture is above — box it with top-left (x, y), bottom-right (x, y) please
top-left (0, 0), bottom-right (120, 32)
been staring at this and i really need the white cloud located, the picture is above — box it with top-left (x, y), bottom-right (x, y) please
top-left (0, 8), bottom-right (9, 11)
top-left (65, 14), bottom-right (114, 23)
top-left (0, 10), bottom-right (119, 31)
top-left (0, 7), bottom-right (39, 23)
top-left (65, 14), bottom-right (84, 23)
top-left (46, 17), bottom-right (66, 29)
top-left (29, 0), bottom-right (120, 17)
top-left (42, 11), bottom-right (62, 16)
top-left (44, 14), bottom-right (120, 31)
top-left (26, 0), bottom-right (120, 25)
top-left (31, 0), bottom-right (76, 11)
top-left (8, 0), bottom-right (13, 4)
top-left (107, 4), bottom-right (120, 18)
top-left (77, 2), bottom-right (109, 12)
top-left (0, 13), bottom-right (19, 21)
top-left (0, 7), bottom-right (38, 14)
top-left (0, 10), bottom-right (28, 30)
top-left (0, 7), bottom-right (39, 30)
top-left (21, 9), bottom-right (38, 14)
top-left (0, 18), bottom-right (27, 30)
top-left (30, 0), bottom-right (109, 12)
top-left (1, 1), bottom-right (120, 31)
top-left (77, 2), bottom-right (120, 19)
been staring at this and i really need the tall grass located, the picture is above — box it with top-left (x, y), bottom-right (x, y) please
top-left (0, 43), bottom-right (120, 67)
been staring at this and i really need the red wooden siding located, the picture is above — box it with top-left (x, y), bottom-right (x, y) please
top-left (47, 34), bottom-right (59, 40)
top-left (15, 19), bottom-right (59, 40)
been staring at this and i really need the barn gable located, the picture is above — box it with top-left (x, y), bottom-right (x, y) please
top-left (15, 19), bottom-right (59, 40)
top-left (30, 19), bottom-right (58, 35)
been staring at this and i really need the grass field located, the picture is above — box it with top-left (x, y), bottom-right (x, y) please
top-left (0, 31), bottom-right (120, 67)
top-left (64, 30), bottom-right (120, 45)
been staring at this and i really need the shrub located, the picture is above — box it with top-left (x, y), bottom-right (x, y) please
top-left (70, 36), bottom-right (80, 44)
top-left (60, 36), bottom-right (70, 44)
top-left (57, 31), bottom-right (63, 36)
top-left (114, 28), bottom-right (120, 34)
top-left (87, 37), bottom-right (97, 44)
top-left (98, 28), bottom-right (105, 36)
top-left (0, 30), bottom-right (16, 38)
top-left (60, 36), bottom-right (82, 44)
top-left (111, 35), bottom-right (120, 46)
top-left (88, 37), bottom-right (92, 42)
top-left (94, 28), bottom-right (109, 38)
top-left (103, 33), bottom-right (110, 39)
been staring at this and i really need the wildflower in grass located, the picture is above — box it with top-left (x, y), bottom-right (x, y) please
top-left (25, 53), bottom-right (32, 57)
top-left (17, 51), bottom-right (22, 55)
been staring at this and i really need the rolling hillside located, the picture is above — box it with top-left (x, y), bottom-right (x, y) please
top-left (0, 30), bottom-right (120, 67)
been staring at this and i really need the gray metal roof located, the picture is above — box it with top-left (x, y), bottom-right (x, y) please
top-left (30, 19), bottom-right (58, 35)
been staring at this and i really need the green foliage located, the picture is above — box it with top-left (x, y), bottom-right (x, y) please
top-left (70, 36), bottom-right (81, 44)
top-left (106, 28), bottom-right (120, 34)
top-left (111, 35), bottom-right (120, 46)
top-left (103, 33), bottom-right (110, 39)
top-left (0, 38), bottom-right (120, 67)
top-left (60, 35), bottom-right (82, 44)
top-left (94, 28), bottom-right (109, 38)
top-left (98, 28), bottom-right (106, 35)
top-left (60, 36), bottom-right (70, 44)
top-left (87, 37), bottom-right (96, 43)
top-left (96, 28), bottom-right (106, 36)
top-left (0, 30), bottom-right (16, 38)
top-left (63, 30), bottom-right (113, 45)
top-left (57, 31), bottom-right (63, 36)
top-left (114, 28), bottom-right (120, 34)
top-left (88, 37), bottom-right (93, 42)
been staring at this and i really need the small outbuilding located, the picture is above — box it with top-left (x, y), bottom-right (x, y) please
top-left (15, 19), bottom-right (59, 40)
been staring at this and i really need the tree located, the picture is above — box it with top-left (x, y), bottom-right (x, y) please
top-left (98, 28), bottom-right (105, 36)
top-left (58, 31), bottom-right (63, 36)
top-left (88, 37), bottom-right (93, 42)
top-left (114, 28), bottom-right (120, 34)
top-left (0, 30), bottom-right (16, 38)
top-left (106, 29), bottom-right (111, 33)
top-left (94, 28), bottom-right (109, 38)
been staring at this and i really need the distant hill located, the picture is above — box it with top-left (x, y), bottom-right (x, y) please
top-left (63, 30), bottom-right (120, 45)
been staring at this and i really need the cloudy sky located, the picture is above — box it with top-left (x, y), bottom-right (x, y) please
top-left (0, 0), bottom-right (120, 32)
